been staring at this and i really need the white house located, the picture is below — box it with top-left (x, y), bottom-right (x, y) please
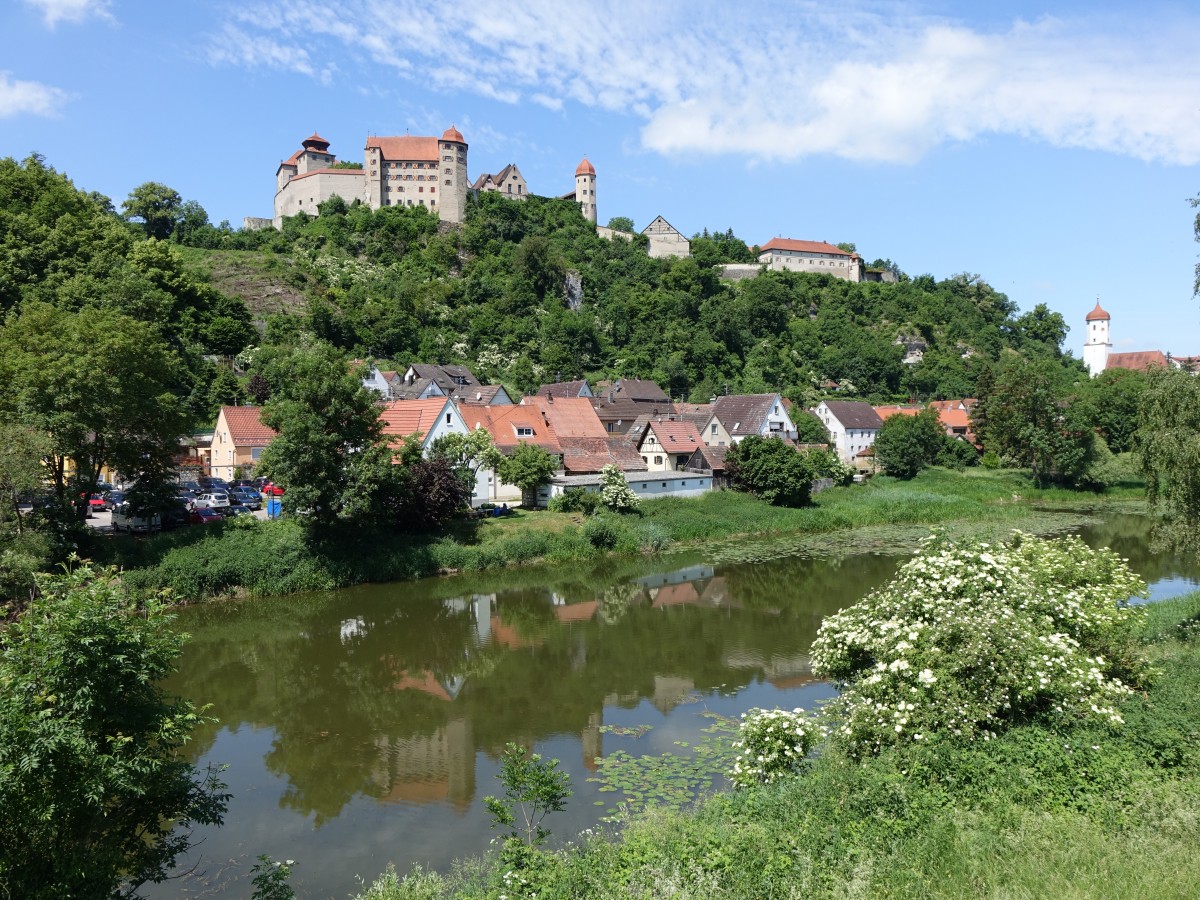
top-left (814, 400), bottom-right (884, 463)
top-left (711, 394), bottom-right (797, 443)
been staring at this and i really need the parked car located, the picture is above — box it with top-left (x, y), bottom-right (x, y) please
top-left (111, 503), bottom-right (161, 533)
top-left (87, 493), bottom-right (107, 510)
top-left (179, 480), bottom-right (203, 493)
top-left (176, 490), bottom-right (196, 506)
top-left (193, 492), bottom-right (230, 510)
top-left (101, 490), bottom-right (126, 510)
top-left (224, 504), bottom-right (254, 518)
top-left (230, 488), bottom-right (261, 510)
top-left (162, 502), bottom-right (191, 529)
top-left (261, 482), bottom-right (285, 497)
top-left (189, 507), bottom-right (223, 525)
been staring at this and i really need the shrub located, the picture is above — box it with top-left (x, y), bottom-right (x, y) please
top-left (548, 488), bottom-right (601, 514)
top-left (599, 464), bottom-right (640, 513)
top-left (583, 516), bottom-right (621, 550)
top-left (810, 533), bottom-right (1148, 755)
top-left (730, 707), bottom-right (820, 787)
top-left (725, 435), bottom-right (813, 507)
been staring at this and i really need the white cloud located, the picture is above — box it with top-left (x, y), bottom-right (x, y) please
top-left (208, 2), bottom-right (1200, 165)
top-left (23, 0), bottom-right (112, 28)
top-left (206, 23), bottom-right (337, 83)
top-left (0, 72), bottom-right (69, 118)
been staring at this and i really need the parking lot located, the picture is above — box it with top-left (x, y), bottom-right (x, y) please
top-left (84, 505), bottom-right (271, 532)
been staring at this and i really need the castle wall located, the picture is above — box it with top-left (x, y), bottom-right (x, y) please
top-left (273, 170), bottom-right (367, 227)
top-left (758, 248), bottom-right (863, 281)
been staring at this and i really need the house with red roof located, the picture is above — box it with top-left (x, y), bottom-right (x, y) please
top-left (636, 419), bottom-right (705, 471)
top-left (210, 406), bottom-right (277, 481)
top-left (379, 397), bottom-right (469, 453)
top-left (757, 238), bottom-right (865, 282)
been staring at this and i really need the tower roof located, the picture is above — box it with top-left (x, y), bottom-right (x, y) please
top-left (301, 132), bottom-right (330, 150)
top-left (1086, 301), bottom-right (1110, 322)
top-left (441, 124), bottom-right (465, 144)
top-left (575, 157), bottom-right (596, 176)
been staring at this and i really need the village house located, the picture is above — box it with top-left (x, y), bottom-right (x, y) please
top-left (210, 406), bottom-right (277, 481)
top-left (471, 164), bottom-right (528, 200)
top-left (711, 393), bottom-right (797, 443)
top-left (462, 403), bottom-right (564, 504)
top-left (521, 396), bottom-right (645, 475)
top-left (379, 397), bottom-right (469, 454)
top-left (536, 470), bottom-right (712, 507)
top-left (636, 419), bottom-right (705, 471)
top-left (757, 238), bottom-right (865, 282)
top-left (815, 400), bottom-right (884, 463)
top-left (535, 379), bottom-right (594, 399)
top-left (641, 216), bottom-right (691, 259)
top-left (396, 364), bottom-right (513, 405)
top-left (590, 378), bottom-right (673, 434)
top-left (682, 444), bottom-right (729, 489)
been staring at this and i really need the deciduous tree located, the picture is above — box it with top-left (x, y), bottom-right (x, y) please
top-left (874, 408), bottom-right (944, 479)
top-left (121, 181), bottom-right (182, 240)
top-left (1136, 367), bottom-right (1200, 550)
top-left (725, 435), bottom-right (813, 507)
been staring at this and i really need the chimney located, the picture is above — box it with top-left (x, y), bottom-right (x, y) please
top-left (547, 394), bottom-right (554, 403)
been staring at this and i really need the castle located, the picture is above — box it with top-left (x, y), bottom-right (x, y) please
top-left (1083, 301), bottom-right (1199, 376)
top-left (257, 127), bottom-right (596, 229)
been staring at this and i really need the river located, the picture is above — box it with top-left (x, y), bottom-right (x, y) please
top-left (150, 512), bottom-right (1200, 898)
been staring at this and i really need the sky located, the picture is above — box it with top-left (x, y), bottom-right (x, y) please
top-left (3, 0), bottom-right (1200, 359)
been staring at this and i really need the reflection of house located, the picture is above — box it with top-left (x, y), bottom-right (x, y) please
top-left (374, 718), bottom-right (475, 811)
top-left (210, 406), bottom-right (277, 481)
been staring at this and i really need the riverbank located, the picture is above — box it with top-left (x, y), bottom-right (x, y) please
top-left (353, 589), bottom-right (1200, 899)
top-left (100, 468), bottom-right (1144, 601)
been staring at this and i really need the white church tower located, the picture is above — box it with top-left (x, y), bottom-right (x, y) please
top-left (1083, 301), bottom-right (1111, 377)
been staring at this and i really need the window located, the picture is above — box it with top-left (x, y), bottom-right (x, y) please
top-left (654, 456), bottom-right (663, 464)
top-left (419, 186), bottom-right (424, 192)
top-left (515, 426), bottom-right (533, 437)
top-left (430, 186), bottom-right (435, 193)
top-left (444, 179), bottom-right (451, 186)
top-left (446, 413), bottom-right (451, 425)
top-left (252, 448), bottom-right (263, 461)
top-left (711, 423), bottom-right (717, 434)
top-left (662, 482), bottom-right (667, 488)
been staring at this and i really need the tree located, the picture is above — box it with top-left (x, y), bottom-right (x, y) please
top-left (0, 425), bottom-right (53, 608)
top-left (121, 181), bottom-right (183, 240)
top-left (0, 304), bottom-right (188, 520)
top-left (256, 343), bottom-right (393, 528)
top-left (0, 564), bottom-right (228, 899)
top-left (725, 435), bottom-right (813, 507)
top-left (497, 443), bottom-right (559, 507)
top-left (874, 408), bottom-right (944, 479)
top-left (599, 464), bottom-right (639, 512)
top-left (606, 216), bottom-right (634, 233)
top-left (429, 428), bottom-right (502, 495)
top-left (484, 742), bottom-right (571, 850)
top-left (1136, 367), bottom-right (1200, 550)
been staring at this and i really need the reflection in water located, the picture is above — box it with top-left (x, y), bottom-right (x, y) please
top-left (153, 513), bottom-right (1191, 898)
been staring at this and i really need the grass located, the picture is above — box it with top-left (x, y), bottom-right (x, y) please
top-left (95, 467), bottom-right (1144, 603)
top-left (352, 590), bottom-right (1200, 899)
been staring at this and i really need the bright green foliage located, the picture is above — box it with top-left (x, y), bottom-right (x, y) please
top-left (257, 343), bottom-right (395, 529)
top-left (1077, 367), bottom-right (1147, 454)
top-left (121, 181), bottom-right (182, 240)
top-left (250, 856), bottom-right (296, 900)
top-left (811, 533), bottom-right (1148, 755)
top-left (483, 742), bottom-right (572, 849)
top-left (730, 708), bottom-right (819, 787)
top-left (599, 464), bottom-right (639, 512)
top-left (874, 408), bottom-right (944, 479)
top-left (0, 303), bottom-right (188, 519)
top-left (428, 428), bottom-right (502, 493)
top-left (0, 425), bottom-right (53, 607)
top-left (725, 435), bottom-right (813, 506)
top-left (0, 563), bottom-right (228, 899)
top-left (546, 487), bottom-right (601, 514)
top-left (1136, 367), bottom-right (1200, 550)
top-left (497, 443), bottom-right (559, 506)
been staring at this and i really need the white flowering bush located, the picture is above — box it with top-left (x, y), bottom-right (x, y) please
top-left (730, 707), bottom-right (820, 787)
top-left (810, 532), bottom-right (1147, 755)
top-left (599, 464), bottom-right (640, 513)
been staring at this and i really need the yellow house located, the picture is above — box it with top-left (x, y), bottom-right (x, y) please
top-left (210, 406), bottom-right (277, 480)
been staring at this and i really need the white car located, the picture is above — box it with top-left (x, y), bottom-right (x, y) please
top-left (111, 503), bottom-right (161, 533)
top-left (193, 492), bottom-right (231, 510)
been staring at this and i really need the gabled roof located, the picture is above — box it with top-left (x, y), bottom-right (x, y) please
top-left (711, 394), bottom-right (783, 436)
top-left (599, 378), bottom-right (670, 403)
top-left (523, 396), bottom-right (607, 438)
top-left (462, 405), bottom-right (562, 455)
top-left (938, 408), bottom-right (973, 432)
top-left (1106, 350), bottom-right (1170, 372)
top-left (470, 173), bottom-right (496, 191)
top-left (672, 402), bottom-right (715, 428)
top-left (642, 215), bottom-right (683, 236)
top-left (759, 238), bottom-right (852, 256)
top-left (642, 419), bottom-right (704, 454)
top-left (591, 397), bottom-right (669, 423)
top-left (456, 384), bottom-right (511, 405)
top-left (685, 444), bottom-right (729, 473)
top-left (536, 380), bottom-right (591, 399)
top-left (821, 400), bottom-right (884, 430)
top-left (390, 377), bottom-right (444, 401)
top-left (379, 398), bottom-right (454, 444)
top-left (560, 437), bottom-right (647, 474)
top-left (405, 363), bottom-right (482, 397)
top-left (218, 406), bottom-right (276, 447)
top-left (365, 135), bottom-right (439, 161)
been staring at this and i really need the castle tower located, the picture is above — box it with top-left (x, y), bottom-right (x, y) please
top-left (575, 157), bottom-right (597, 224)
top-left (439, 125), bottom-right (469, 225)
top-left (1083, 300), bottom-right (1111, 377)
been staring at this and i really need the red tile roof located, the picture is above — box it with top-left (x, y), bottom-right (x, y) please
top-left (366, 135), bottom-right (439, 161)
top-left (759, 238), bottom-right (852, 256)
top-left (873, 405), bottom-right (924, 419)
top-left (1106, 350), bottom-right (1169, 371)
top-left (218, 406), bottom-right (276, 447)
top-left (380, 398), bottom-right (452, 444)
top-left (462, 405), bottom-right (562, 454)
top-left (643, 419), bottom-right (704, 454)
top-left (523, 396), bottom-right (607, 439)
top-left (441, 125), bottom-right (465, 144)
top-left (575, 157), bottom-right (596, 176)
top-left (560, 437), bottom-right (647, 474)
top-left (1086, 302), bottom-right (1111, 322)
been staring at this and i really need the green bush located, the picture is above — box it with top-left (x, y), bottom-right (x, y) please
top-left (547, 488), bottom-right (601, 514)
top-left (582, 516), bottom-right (622, 550)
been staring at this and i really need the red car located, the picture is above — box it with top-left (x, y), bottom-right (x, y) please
top-left (189, 507), bottom-right (223, 525)
top-left (261, 483), bottom-right (285, 497)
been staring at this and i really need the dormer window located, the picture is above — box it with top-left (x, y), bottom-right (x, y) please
top-left (515, 426), bottom-right (534, 437)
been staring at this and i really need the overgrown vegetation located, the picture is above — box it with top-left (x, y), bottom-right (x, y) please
top-left (350, 542), bottom-right (1200, 900)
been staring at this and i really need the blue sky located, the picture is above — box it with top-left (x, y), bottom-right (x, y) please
top-left (3, 0), bottom-right (1200, 359)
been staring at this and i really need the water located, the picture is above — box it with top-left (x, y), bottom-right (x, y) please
top-left (150, 513), bottom-right (1199, 898)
